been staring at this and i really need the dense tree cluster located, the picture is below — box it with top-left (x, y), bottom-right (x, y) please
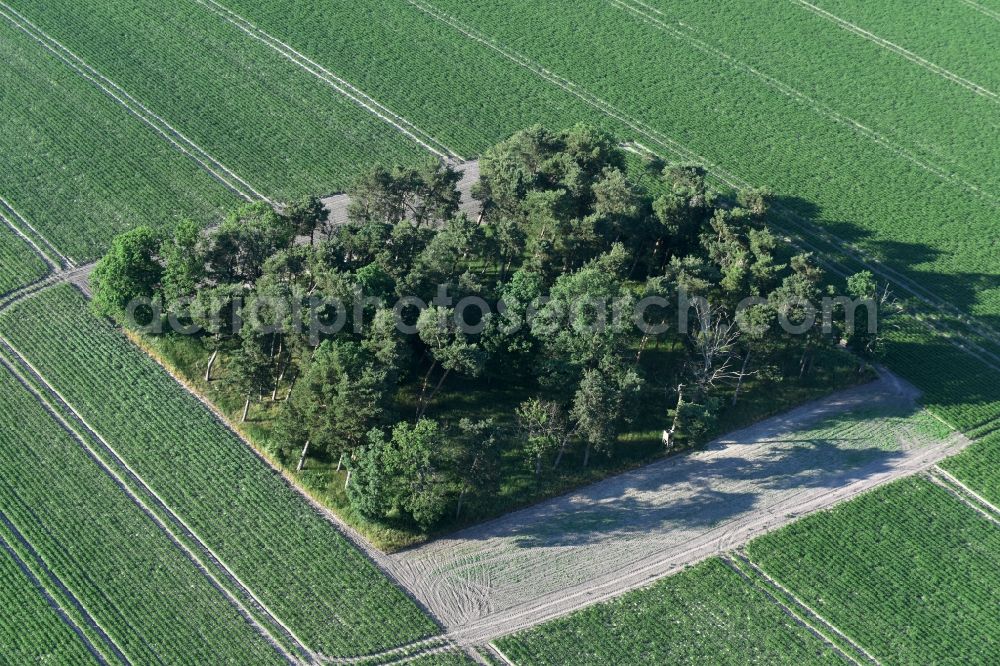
top-left (92, 125), bottom-right (881, 532)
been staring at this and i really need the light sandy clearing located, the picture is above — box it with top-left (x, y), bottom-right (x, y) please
top-left (387, 370), bottom-right (968, 644)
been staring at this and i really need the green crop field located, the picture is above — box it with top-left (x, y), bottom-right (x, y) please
top-left (5, 0), bottom-right (430, 203)
top-left (882, 318), bottom-right (1000, 433)
top-left (495, 557), bottom-right (841, 665)
top-left (802, 0), bottom-right (1000, 91)
top-left (403, 651), bottom-right (477, 666)
top-left (0, 224), bottom-right (47, 295)
top-left (746, 478), bottom-right (1000, 664)
top-left (0, 547), bottom-right (98, 665)
top-left (941, 432), bottom-right (1000, 506)
top-left (0, 285), bottom-right (439, 658)
top-left (614, 0), bottom-right (1000, 195)
top-left (0, 15), bottom-right (237, 262)
top-left (0, 0), bottom-right (997, 660)
top-left (0, 362), bottom-right (286, 664)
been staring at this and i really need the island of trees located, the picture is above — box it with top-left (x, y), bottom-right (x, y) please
top-left (92, 125), bottom-right (884, 546)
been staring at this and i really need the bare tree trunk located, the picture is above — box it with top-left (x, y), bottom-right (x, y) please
top-left (336, 452), bottom-right (344, 472)
top-left (271, 340), bottom-right (284, 401)
top-left (732, 351), bottom-right (751, 406)
top-left (416, 360), bottom-right (438, 418)
top-left (205, 349), bottom-right (219, 382)
top-left (418, 367), bottom-right (451, 419)
top-left (295, 440), bottom-right (311, 473)
top-left (553, 440), bottom-right (568, 469)
top-left (635, 333), bottom-right (650, 365)
top-left (455, 487), bottom-right (468, 519)
top-left (664, 384), bottom-right (685, 449)
top-left (344, 469), bottom-right (352, 489)
top-left (241, 396), bottom-right (250, 423)
top-left (582, 442), bottom-right (592, 468)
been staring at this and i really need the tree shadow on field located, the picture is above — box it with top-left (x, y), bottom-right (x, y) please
top-left (773, 194), bottom-right (1000, 334)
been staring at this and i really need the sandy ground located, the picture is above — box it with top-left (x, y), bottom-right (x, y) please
top-left (385, 370), bottom-right (968, 644)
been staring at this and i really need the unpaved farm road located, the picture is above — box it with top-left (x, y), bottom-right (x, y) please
top-left (386, 370), bottom-right (969, 645)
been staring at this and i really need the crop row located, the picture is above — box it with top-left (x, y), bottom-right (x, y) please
top-left (183, 0), bottom-right (625, 159)
top-left (746, 477), bottom-right (1000, 664)
top-left (941, 432), bottom-right (1000, 507)
top-left (628, 0), bottom-right (1000, 196)
top-left (495, 557), bottom-right (841, 664)
top-left (0, 16), bottom-right (236, 262)
top-left (0, 285), bottom-right (439, 657)
top-left (805, 0), bottom-right (1000, 92)
top-left (0, 223), bottom-right (47, 296)
top-left (0, 540), bottom-right (98, 665)
top-left (6, 0), bottom-right (429, 205)
top-left (882, 316), bottom-right (1000, 433)
top-left (0, 361), bottom-right (285, 665)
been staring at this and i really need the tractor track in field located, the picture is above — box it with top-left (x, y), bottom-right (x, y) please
top-left (0, 1), bottom-right (267, 204)
top-left (0, 196), bottom-right (72, 269)
top-left (719, 553), bottom-right (869, 666)
top-left (791, 0), bottom-right (1000, 102)
top-left (958, 0), bottom-right (1000, 22)
top-left (926, 468), bottom-right (1000, 526)
top-left (0, 345), bottom-right (311, 665)
top-left (0, 515), bottom-right (122, 666)
top-left (0, 298), bottom-right (475, 664)
top-left (724, 551), bottom-right (881, 666)
top-left (188, 0), bottom-right (460, 162)
top-left (607, 0), bottom-right (1000, 207)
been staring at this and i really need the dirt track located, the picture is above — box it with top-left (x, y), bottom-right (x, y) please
top-left (386, 370), bottom-right (968, 644)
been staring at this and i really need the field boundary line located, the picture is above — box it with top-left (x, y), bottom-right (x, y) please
top-left (367, 640), bottom-right (463, 665)
top-left (0, 2), bottom-right (268, 203)
top-left (607, 0), bottom-right (1000, 207)
top-left (0, 340), bottom-right (312, 665)
top-left (319, 635), bottom-right (448, 665)
top-left (405, 0), bottom-right (1000, 347)
top-left (485, 643), bottom-right (517, 666)
top-left (0, 197), bottom-right (71, 269)
top-left (730, 551), bottom-right (882, 665)
top-left (189, 0), bottom-right (459, 162)
top-left (720, 554), bottom-right (868, 666)
top-left (924, 473), bottom-right (1000, 526)
top-left (0, 516), bottom-right (121, 666)
top-left (957, 0), bottom-right (1000, 22)
top-left (929, 467), bottom-right (1000, 520)
top-left (934, 467), bottom-right (1000, 514)
top-left (792, 0), bottom-right (1000, 102)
